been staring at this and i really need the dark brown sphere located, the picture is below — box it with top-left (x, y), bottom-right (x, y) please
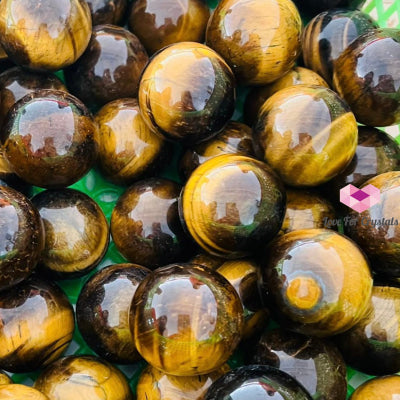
top-left (245, 328), bottom-right (347, 400)
top-left (32, 189), bottom-right (109, 279)
top-left (179, 121), bottom-right (254, 181)
top-left (188, 253), bottom-right (225, 271)
top-left (138, 42), bottom-right (236, 145)
top-left (76, 263), bottom-right (150, 363)
top-left (95, 98), bottom-right (170, 185)
top-left (345, 172), bottom-right (400, 278)
top-left (0, 44), bottom-right (14, 74)
top-left (1, 89), bottom-right (98, 188)
top-left (34, 355), bottom-right (133, 400)
top-left (65, 25), bottom-right (148, 107)
top-left (128, 0), bottom-right (210, 55)
top-left (0, 185), bottom-right (44, 291)
top-left (302, 9), bottom-right (378, 85)
top-left (0, 0), bottom-right (92, 71)
top-left (335, 283), bottom-right (400, 376)
top-left (87, 0), bottom-right (128, 25)
top-left (0, 277), bottom-right (74, 373)
top-left (0, 67), bottom-right (67, 129)
top-left (111, 178), bottom-right (194, 269)
top-left (333, 28), bottom-right (400, 127)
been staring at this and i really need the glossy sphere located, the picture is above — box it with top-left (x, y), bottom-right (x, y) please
top-left (302, 9), bottom-right (378, 85)
top-left (0, 0), bottom-right (91, 71)
top-left (65, 25), bottom-right (148, 107)
top-left (0, 384), bottom-right (49, 399)
top-left (0, 67), bottom-right (67, 128)
top-left (253, 85), bottom-right (358, 187)
top-left (111, 178), bottom-right (193, 269)
top-left (76, 263), bottom-right (150, 364)
top-left (204, 365), bottom-right (313, 400)
top-left (246, 329), bottom-right (347, 400)
top-left (324, 127), bottom-right (400, 206)
top-left (179, 121), bottom-right (254, 181)
top-left (345, 172), bottom-right (400, 277)
top-left (181, 155), bottom-right (286, 258)
top-left (206, 0), bottom-right (302, 85)
top-left (95, 98), bottom-right (168, 185)
top-left (335, 284), bottom-right (400, 376)
top-left (350, 376), bottom-right (400, 400)
top-left (0, 186), bottom-right (43, 291)
top-left (1, 90), bottom-right (97, 188)
top-left (259, 229), bottom-right (373, 337)
top-left (0, 370), bottom-right (12, 385)
top-left (244, 67), bottom-right (328, 125)
top-left (333, 29), bottom-right (400, 127)
top-left (217, 259), bottom-right (269, 340)
top-left (131, 264), bottom-right (244, 376)
top-left (0, 277), bottom-right (74, 373)
top-left (87, 0), bottom-right (127, 25)
top-left (129, 0), bottom-right (210, 55)
top-left (136, 364), bottom-right (230, 400)
top-left (138, 42), bottom-right (235, 145)
top-left (280, 189), bottom-right (336, 235)
top-left (34, 355), bottom-right (133, 400)
top-left (32, 189), bottom-right (109, 278)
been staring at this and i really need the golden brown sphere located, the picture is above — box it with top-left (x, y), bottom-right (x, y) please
top-left (138, 42), bottom-right (236, 145)
top-left (0, 0), bottom-right (92, 71)
top-left (253, 85), bottom-right (358, 187)
top-left (0, 384), bottom-right (49, 399)
top-left (206, 0), bottom-right (302, 85)
top-left (34, 356), bottom-right (133, 400)
top-left (0, 370), bottom-right (11, 385)
top-left (95, 98), bottom-right (169, 185)
top-left (350, 376), bottom-right (400, 400)
top-left (128, 0), bottom-right (210, 55)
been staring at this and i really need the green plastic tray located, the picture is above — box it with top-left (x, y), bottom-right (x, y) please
top-left (9, 0), bottom-right (400, 398)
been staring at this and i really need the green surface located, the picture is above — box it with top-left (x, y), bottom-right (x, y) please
top-left (9, 0), bottom-right (400, 397)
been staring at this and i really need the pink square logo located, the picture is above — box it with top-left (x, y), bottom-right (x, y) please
top-left (340, 184), bottom-right (380, 213)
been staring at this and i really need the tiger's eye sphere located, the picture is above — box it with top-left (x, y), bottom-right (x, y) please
top-left (0, 277), bottom-right (74, 373)
top-left (0, 67), bottom-right (67, 128)
top-left (204, 365), bottom-right (313, 400)
top-left (189, 253), bottom-right (225, 271)
top-left (324, 127), bottom-right (400, 207)
top-left (65, 25), bottom-right (148, 107)
top-left (111, 178), bottom-right (194, 269)
top-left (280, 189), bottom-right (336, 235)
top-left (0, 0), bottom-right (92, 71)
top-left (1, 89), bottom-right (97, 188)
top-left (244, 67), bottom-right (328, 125)
top-left (0, 384), bottom-right (49, 399)
top-left (245, 329), bottom-right (347, 400)
top-left (136, 364), bottom-right (230, 400)
top-left (217, 259), bottom-right (269, 340)
top-left (138, 42), bottom-right (236, 145)
top-left (179, 121), bottom-right (254, 181)
top-left (34, 355), bottom-right (133, 400)
top-left (350, 376), bottom-right (400, 400)
top-left (128, 0), bottom-right (210, 55)
top-left (87, 0), bottom-right (127, 25)
top-left (259, 229), bottom-right (373, 337)
top-left (0, 370), bottom-right (12, 385)
top-left (345, 172), bottom-right (400, 278)
top-left (76, 263), bottom-right (150, 364)
top-left (335, 283), bottom-right (400, 376)
top-left (180, 154), bottom-right (286, 258)
top-left (206, 0), bottom-right (302, 85)
top-left (95, 98), bottom-right (169, 185)
top-left (333, 28), bottom-right (400, 127)
top-left (32, 189), bottom-right (109, 279)
top-left (0, 185), bottom-right (43, 291)
top-left (253, 85), bottom-right (358, 187)
top-left (302, 9), bottom-right (378, 85)
top-left (131, 264), bottom-right (244, 376)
